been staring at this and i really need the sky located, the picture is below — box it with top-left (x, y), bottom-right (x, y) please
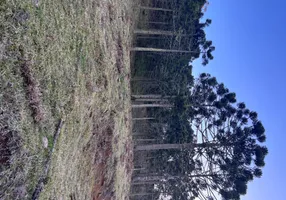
top-left (192, 0), bottom-right (286, 199)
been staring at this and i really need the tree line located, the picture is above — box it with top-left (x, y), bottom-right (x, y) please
top-left (130, 0), bottom-right (267, 200)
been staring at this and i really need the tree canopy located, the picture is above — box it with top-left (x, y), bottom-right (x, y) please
top-left (132, 74), bottom-right (268, 200)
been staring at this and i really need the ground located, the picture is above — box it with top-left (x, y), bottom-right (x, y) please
top-left (0, 0), bottom-right (138, 199)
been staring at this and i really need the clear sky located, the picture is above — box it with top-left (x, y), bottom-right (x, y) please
top-left (192, 0), bottom-right (286, 199)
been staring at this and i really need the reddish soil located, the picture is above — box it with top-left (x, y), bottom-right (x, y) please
top-left (91, 120), bottom-right (134, 200)
top-left (19, 47), bottom-right (44, 123)
top-left (0, 133), bottom-right (11, 165)
top-left (121, 141), bottom-right (133, 176)
top-left (92, 125), bottom-right (114, 200)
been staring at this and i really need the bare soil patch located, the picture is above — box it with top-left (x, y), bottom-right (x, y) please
top-left (92, 123), bottom-right (114, 200)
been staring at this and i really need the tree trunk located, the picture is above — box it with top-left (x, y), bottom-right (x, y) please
top-left (135, 142), bottom-right (220, 151)
top-left (147, 21), bottom-right (170, 25)
top-left (137, 36), bottom-right (166, 40)
top-left (134, 98), bottom-right (169, 102)
top-left (132, 47), bottom-right (196, 53)
top-left (133, 174), bottom-right (217, 182)
top-left (131, 181), bottom-right (158, 185)
top-left (133, 132), bottom-right (148, 136)
top-left (130, 192), bottom-right (154, 197)
top-left (132, 117), bottom-right (156, 121)
top-left (133, 175), bottom-right (178, 182)
top-left (135, 143), bottom-right (192, 151)
top-left (131, 77), bottom-right (158, 81)
top-left (133, 167), bottom-right (145, 171)
top-left (139, 6), bottom-right (173, 12)
top-left (134, 29), bottom-right (189, 36)
top-left (132, 104), bottom-right (173, 108)
top-left (132, 94), bottom-right (172, 99)
top-left (134, 29), bottom-right (176, 36)
top-left (136, 139), bottom-right (157, 142)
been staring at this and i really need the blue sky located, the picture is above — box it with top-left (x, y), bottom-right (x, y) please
top-left (193, 0), bottom-right (286, 199)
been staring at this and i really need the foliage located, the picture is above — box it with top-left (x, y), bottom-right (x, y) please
top-left (131, 1), bottom-right (267, 200)
top-left (132, 74), bottom-right (268, 200)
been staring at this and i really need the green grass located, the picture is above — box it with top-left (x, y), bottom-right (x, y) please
top-left (0, 0), bottom-right (138, 199)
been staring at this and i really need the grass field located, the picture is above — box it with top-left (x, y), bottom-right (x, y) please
top-left (0, 0), bottom-right (138, 199)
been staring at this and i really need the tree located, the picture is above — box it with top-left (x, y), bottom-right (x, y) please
top-left (188, 74), bottom-right (268, 200)
top-left (134, 74), bottom-right (268, 200)
top-left (131, 47), bottom-right (197, 53)
top-left (139, 6), bottom-right (173, 12)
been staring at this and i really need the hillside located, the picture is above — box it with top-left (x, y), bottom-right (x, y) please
top-left (0, 0), bottom-right (138, 199)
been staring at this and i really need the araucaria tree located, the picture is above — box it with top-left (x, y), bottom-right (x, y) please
top-left (188, 73), bottom-right (268, 199)
top-left (133, 73), bottom-right (268, 200)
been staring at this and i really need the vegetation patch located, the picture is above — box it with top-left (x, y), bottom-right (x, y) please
top-left (19, 46), bottom-right (44, 123)
top-left (1, 0), bottom-right (137, 199)
top-left (92, 120), bottom-right (114, 200)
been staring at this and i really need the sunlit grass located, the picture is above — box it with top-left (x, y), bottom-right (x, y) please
top-left (0, 0), bottom-right (137, 199)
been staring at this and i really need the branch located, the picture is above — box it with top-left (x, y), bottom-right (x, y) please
top-left (32, 119), bottom-right (64, 200)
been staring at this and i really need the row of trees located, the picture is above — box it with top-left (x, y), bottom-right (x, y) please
top-left (132, 74), bottom-right (267, 200)
top-left (133, 0), bottom-right (215, 66)
top-left (130, 0), bottom-right (267, 200)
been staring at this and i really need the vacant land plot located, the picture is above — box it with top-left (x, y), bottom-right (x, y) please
top-left (0, 0), bottom-right (138, 199)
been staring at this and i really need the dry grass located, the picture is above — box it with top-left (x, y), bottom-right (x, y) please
top-left (0, 0), bottom-right (139, 199)
top-left (19, 47), bottom-right (44, 123)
